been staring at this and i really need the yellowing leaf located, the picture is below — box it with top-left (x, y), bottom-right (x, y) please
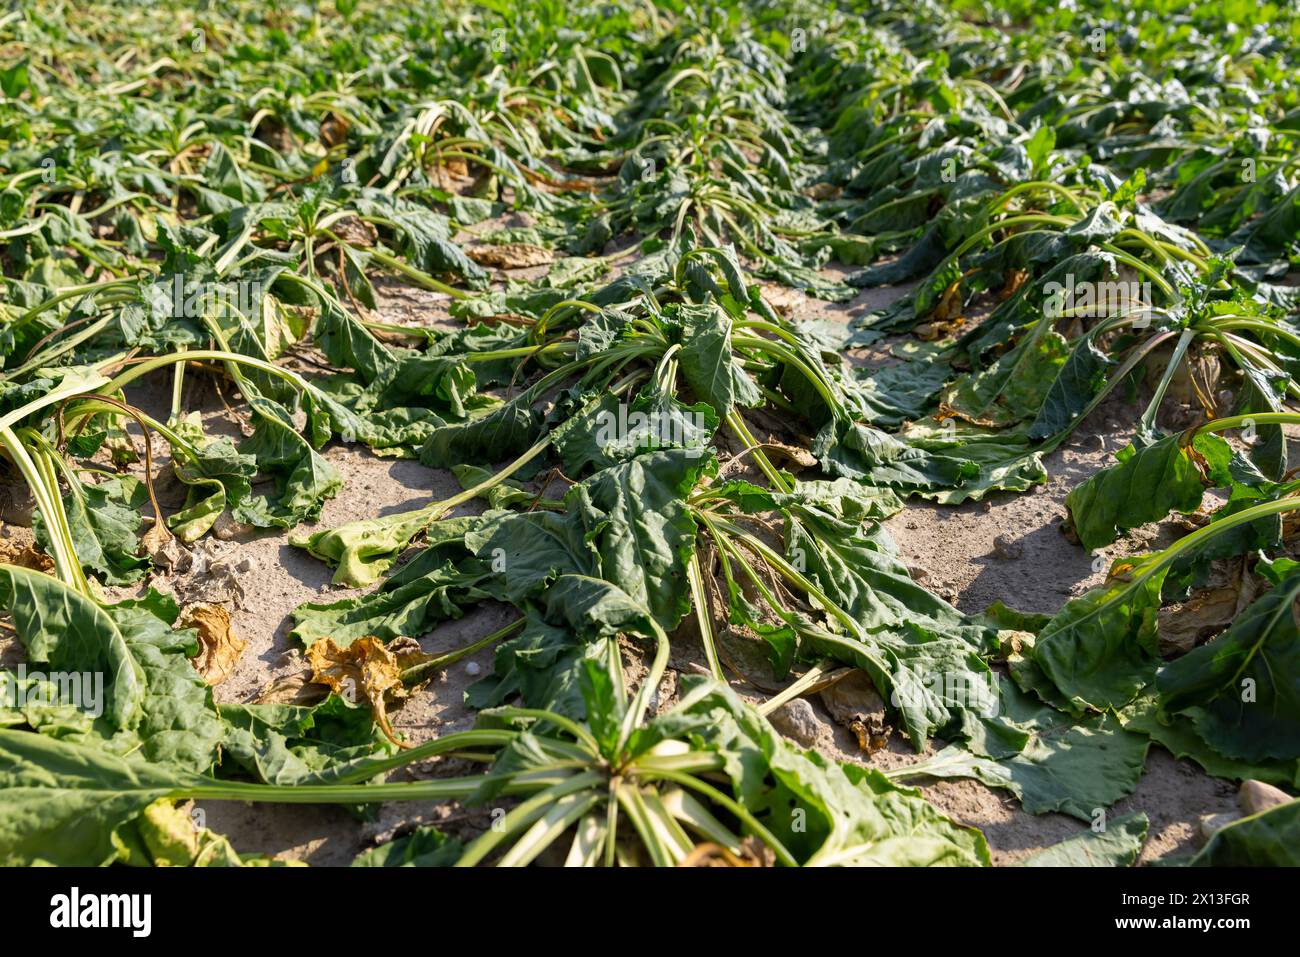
top-left (306, 636), bottom-right (408, 747)
top-left (183, 604), bottom-right (248, 685)
top-left (464, 243), bottom-right (554, 269)
top-left (137, 799), bottom-right (243, 867)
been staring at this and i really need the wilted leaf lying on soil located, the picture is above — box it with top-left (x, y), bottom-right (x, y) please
top-left (892, 680), bottom-right (1149, 820)
top-left (1189, 798), bottom-right (1300, 866)
top-left (306, 637), bottom-right (409, 747)
top-left (1020, 811), bottom-right (1149, 867)
top-left (351, 825), bottom-right (462, 867)
top-left (136, 798), bottom-right (245, 867)
top-left (464, 243), bottom-right (555, 269)
top-left (8, 0), bottom-right (1300, 870)
top-left (182, 604), bottom-right (248, 686)
top-left (1156, 558), bottom-right (1300, 763)
top-left (1066, 430), bottom-right (1232, 551)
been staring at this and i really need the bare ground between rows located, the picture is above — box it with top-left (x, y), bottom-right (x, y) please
top-left (0, 267), bottom-right (1242, 867)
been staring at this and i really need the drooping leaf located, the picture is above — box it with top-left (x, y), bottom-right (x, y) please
top-left (352, 825), bottom-right (461, 867)
top-left (0, 729), bottom-right (195, 866)
top-left (235, 394), bottom-right (342, 528)
top-left (1020, 811), bottom-right (1149, 867)
top-left (1118, 695), bottom-right (1299, 788)
top-left (896, 680), bottom-right (1149, 821)
top-left (33, 475), bottom-right (150, 585)
top-left (663, 679), bottom-right (990, 866)
top-left (676, 303), bottom-right (761, 418)
top-left (0, 565), bottom-right (144, 731)
top-left (418, 393), bottom-right (544, 470)
top-left (1024, 554), bottom-right (1168, 713)
top-left (813, 418), bottom-right (979, 494)
top-left (1066, 430), bottom-right (1233, 551)
top-left (1156, 558), bottom-right (1300, 763)
top-left (1188, 798), bottom-right (1300, 866)
top-left (564, 449), bottom-right (713, 631)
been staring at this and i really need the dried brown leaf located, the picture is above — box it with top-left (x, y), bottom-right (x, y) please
top-left (430, 158), bottom-right (470, 188)
top-left (678, 836), bottom-right (774, 867)
top-left (934, 401), bottom-right (997, 429)
top-left (306, 636), bottom-right (408, 747)
top-left (465, 243), bottom-right (554, 269)
top-left (331, 215), bottom-right (377, 248)
top-left (385, 635), bottom-right (433, 674)
top-left (804, 182), bottom-right (843, 202)
top-left (142, 518), bottom-right (187, 571)
top-left (998, 269), bottom-right (1029, 302)
top-left (760, 440), bottom-right (817, 471)
top-left (255, 668), bottom-right (327, 706)
top-left (1157, 567), bottom-right (1255, 655)
top-left (319, 113), bottom-right (351, 148)
top-left (0, 527), bottom-right (53, 572)
top-left (819, 670), bottom-right (891, 754)
top-left (183, 603), bottom-right (248, 685)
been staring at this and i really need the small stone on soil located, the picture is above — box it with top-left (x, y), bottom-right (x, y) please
top-left (769, 698), bottom-right (821, 748)
top-left (991, 534), bottom-right (1024, 560)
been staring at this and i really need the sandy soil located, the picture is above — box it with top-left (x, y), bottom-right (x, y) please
top-left (0, 264), bottom-right (1245, 867)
